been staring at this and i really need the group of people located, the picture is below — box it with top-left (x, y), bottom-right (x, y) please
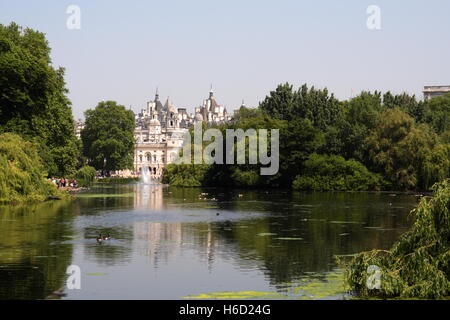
top-left (50, 177), bottom-right (78, 189)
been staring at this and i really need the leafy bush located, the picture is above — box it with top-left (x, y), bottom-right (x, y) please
top-left (74, 166), bottom-right (97, 186)
top-left (292, 153), bottom-right (384, 191)
top-left (230, 168), bottom-right (260, 187)
top-left (340, 180), bottom-right (450, 299)
top-left (0, 133), bottom-right (64, 202)
top-left (421, 144), bottom-right (450, 190)
top-left (162, 164), bottom-right (211, 187)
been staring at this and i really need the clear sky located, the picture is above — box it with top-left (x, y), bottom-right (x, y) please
top-left (1, 0), bottom-right (449, 119)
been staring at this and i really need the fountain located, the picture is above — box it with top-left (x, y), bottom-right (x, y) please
top-left (140, 164), bottom-right (154, 185)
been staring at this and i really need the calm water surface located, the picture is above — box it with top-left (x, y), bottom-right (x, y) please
top-left (0, 184), bottom-right (418, 300)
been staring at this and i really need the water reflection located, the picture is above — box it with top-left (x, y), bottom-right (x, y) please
top-left (0, 185), bottom-right (418, 299)
top-left (0, 201), bottom-right (74, 299)
top-left (134, 184), bottom-right (165, 210)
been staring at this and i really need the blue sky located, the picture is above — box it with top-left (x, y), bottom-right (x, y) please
top-left (1, 0), bottom-right (449, 119)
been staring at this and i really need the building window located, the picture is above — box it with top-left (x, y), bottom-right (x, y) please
top-left (139, 155), bottom-right (143, 163)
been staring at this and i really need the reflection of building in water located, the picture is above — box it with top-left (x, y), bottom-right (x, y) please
top-left (133, 221), bottom-right (219, 270)
top-left (133, 185), bottom-right (164, 210)
top-left (133, 222), bottom-right (183, 268)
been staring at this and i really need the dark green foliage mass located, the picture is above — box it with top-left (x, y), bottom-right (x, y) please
top-left (423, 93), bottom-right (450, 134)
top-left (81, 101), bottom-right (135, 173)
top-left (164, 83), bottom-right (450, 192)
top-left (0, 23), bottom-right (79, 177)
top-left (292, 154), bottom-right (384, 191)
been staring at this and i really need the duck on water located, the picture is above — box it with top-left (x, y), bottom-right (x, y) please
top-left (96, 234), bottom-right (111, 243)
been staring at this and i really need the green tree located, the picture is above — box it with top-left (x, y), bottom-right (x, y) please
top-left (232, 106), bottom-right (263, 121)
top-left (338, 91), bottom-right (383, 162)
top-left (383, 91), bottom-right (425, 123)
top-left (294, 84), bottom-right (342, 131)
top-left (0, 133), bottom-right (63, 202)
top-left (342, 180), bottom-right (450, 299)
top-left (259, 82), bottom-right (296, 120)
top-left (0, 22), bottom-right (79, 177)
top-left (422, 144), bottom-right (450, 190)
top-left (278, 117), bottom-right (324, 187)
top-left (293, 153), bottom-right (384, 191)
top-left (259, 83), bottom-right (341, 130)
top-left (423, 93), bottom-right (450, 134)
top-left (366, 108), bottom-right (437, 189)
top-left (81, 101), bottom-right (135, 174)
top-left (73, 166), bottom-right (97, 187)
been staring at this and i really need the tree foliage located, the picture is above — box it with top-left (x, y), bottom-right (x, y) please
top-left (0, 22), bottom-right (79, 176)
top-left (259, 83), bottom-right (341, 130)
top-left (340, 180), bottom-right (450, 299)
top-left (164, 83), bottom-right (450, 192)
top-left (366, 108), bottom-right (437, 189)
top-left (81, 101), bottom-right (135, 172)
top-left (423, 93), bottom-right (450, 134)
top-left (293, 154), bottom-right (384, 191)
top-left (0, 133), bottom-right (63, 202)
top-left (73, 166), bottom-right (97, 187)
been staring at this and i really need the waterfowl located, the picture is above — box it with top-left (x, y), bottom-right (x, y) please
top-left (216, 212), bottom-right (220, 216)
top-left (96, 234), bottom-right (103, 243)
top-left (102, 233), bottom-right (111, 241)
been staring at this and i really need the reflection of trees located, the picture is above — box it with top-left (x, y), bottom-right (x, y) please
top-left (163, 187), bottom-right (416, 286)
top-left (0, 201), bottom-right (75, 299)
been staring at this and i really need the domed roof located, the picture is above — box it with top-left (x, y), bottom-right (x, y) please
top-left (149, 118), bottom-right (161, 126)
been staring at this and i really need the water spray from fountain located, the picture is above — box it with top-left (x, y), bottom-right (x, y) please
top-left (140, 163), bottom-right (154, 185)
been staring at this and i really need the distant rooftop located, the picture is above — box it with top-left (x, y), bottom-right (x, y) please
top-left (423, 85), bottom-right (450, 100)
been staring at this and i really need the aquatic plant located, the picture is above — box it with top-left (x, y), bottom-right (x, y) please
top-left (340, 180), bottom-right (450, 299)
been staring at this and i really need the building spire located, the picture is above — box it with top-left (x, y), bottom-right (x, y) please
top-left (155, 87), bottom-right (159, 101)
top-left (209, 84), bottom-right (214, 99)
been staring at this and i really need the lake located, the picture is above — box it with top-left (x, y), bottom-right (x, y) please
top-left (0, 184), bottom-right (418, 300)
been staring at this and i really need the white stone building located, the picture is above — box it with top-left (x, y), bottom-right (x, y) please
top-left (423, 85), bottom-right (450, 100)
top-left (133, 88), bottom-right (233, 179)
top-left (194, 87), bottom-right (233, 124)
top-left (134, 91), bottom-right (190, 179)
